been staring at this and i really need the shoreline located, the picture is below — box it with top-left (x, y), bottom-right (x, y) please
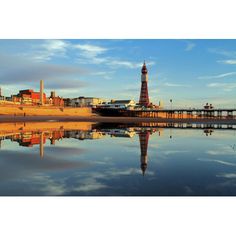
top-left (0, 115), bottom-right (236, 124)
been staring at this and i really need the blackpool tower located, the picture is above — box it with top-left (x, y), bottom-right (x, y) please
top-left (139, 61), bottom-right (150, 107)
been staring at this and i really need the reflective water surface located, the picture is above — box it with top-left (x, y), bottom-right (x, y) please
top-left (0, 122), bottom-right (236, 196)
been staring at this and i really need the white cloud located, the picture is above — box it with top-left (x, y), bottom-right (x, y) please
top-left (198, 72), bottom-right (236, 80)
top-left (24, 41), bottom-right (109, 63)
top-left (209, 48), bottom-right (236, 66)
top-left (109, 168), bottom-right (154, 176)
top-left (74, 177), bottom-right (108, 192)
top-left (91, 71), bottom-right (114, 76)
top-left (74, 44), bottom-right (108, 56)
top-left (31, 174), bottom-right (67, 195)
top-left (42, 39), bottom-right (68, 52)
top-left (218, 60), bottom-right (236, 65)
top-left (107, 60), bottom-right (155, 69)
top-left (213, 160), bottom-right (236, 167)
top-left (30, 39), bottom-right (69, 62)
top-left (217, 173), bottom-right (236, 178)
top-left (28, 40), bottom-right (156, 70)
top-left (108, 60), bottom-right (139, 68)
top-left (206, 145), bottom-right (236, 156)
top-left (163, 82), bottom-right (191, 88)
top-left (184, 40), bottom-right (196, 51)
top-left (73, 167), bottom-right (155, 193)
top-left (207, 82), bottom-right (236, 91)
top-left (163, 150), bottom-right (190, 155)
top-left (74, 44), bottom-right (109, 65)
top-left (74, 43), bottom-right (155, 69)
top-left (198, 158), bottom-right (236, 167)
top-left (208, 48), bottom-right (236, 58)
top-left (207, 150), bottom-right (234, 156)
top-left (73, 43), bottom-right (110, 65)
top-left (90, 71), bottom-right (115, 80)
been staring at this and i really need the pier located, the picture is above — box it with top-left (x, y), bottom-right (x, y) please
top-left (115, 108), bottom-right (236, 119)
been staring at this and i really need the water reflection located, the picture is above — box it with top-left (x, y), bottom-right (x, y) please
top-left (0, 121), bottom-right (236, 196)
top-left (139, 130), bottom-right (149, 176)
top-left (0, 124), bottom-right (157, 175)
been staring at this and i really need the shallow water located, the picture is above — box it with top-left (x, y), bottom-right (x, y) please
top-left (0, 122), bottom-right (236, 196)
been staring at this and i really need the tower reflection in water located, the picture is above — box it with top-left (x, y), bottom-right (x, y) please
top-left (139, 130), bottom-right (150, 176)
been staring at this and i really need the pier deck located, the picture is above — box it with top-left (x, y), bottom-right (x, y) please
top-left (95, 107), bottom-right (236, 119)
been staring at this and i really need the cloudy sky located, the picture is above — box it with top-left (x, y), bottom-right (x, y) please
top-left (1, 39), bottom-right (236, 108)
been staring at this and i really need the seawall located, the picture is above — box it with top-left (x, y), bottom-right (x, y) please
top-left (0, 105), bottom-right (92, 116)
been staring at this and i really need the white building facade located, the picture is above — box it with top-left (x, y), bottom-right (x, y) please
top-left (101, 100), bottom-right (136, 109)
top-left (70, 97), bottom-right (105, 107)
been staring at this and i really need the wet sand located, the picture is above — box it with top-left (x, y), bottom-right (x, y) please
top-left (0, 115), bottom-right (236, 124)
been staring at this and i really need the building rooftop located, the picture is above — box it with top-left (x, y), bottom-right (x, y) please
top-left (72, 97), bottom-right (102, 100)
top-left (110, 100), bottom-right (134, 104)
top-left (19, 89), bottom-right (34, 93)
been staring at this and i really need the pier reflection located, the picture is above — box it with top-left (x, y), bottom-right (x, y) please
top-left (0, 121), bottom-right (235, 176)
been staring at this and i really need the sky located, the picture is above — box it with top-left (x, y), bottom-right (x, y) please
top-left (0, 39), bottom-right (236, 108)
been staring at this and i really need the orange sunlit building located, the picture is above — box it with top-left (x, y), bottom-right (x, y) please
top-left (17, 89), bottom-right (46, 105)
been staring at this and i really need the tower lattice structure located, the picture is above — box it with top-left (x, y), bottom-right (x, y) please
top-left (139, 62), bottom-right (150, 107)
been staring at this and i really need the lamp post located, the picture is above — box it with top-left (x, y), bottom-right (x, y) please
top-left (169, 99), bottom-right (173, 119)
top-left (234, 104), bottom-right (236, 119)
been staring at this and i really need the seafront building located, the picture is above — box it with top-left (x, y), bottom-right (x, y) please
top-left (14, 89), bottom-right (47, 105)
top-left (100, 100), bottom-right (136, 109)
top-left (49, 91), bottom-right (64, 106)
top-left (68, 97), bottom-right (105, 107)
top-left (0, 81), bottom-right (63, 107)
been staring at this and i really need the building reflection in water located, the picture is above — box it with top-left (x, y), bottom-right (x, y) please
top-left (0, 125), bottom-right (158, 175)
top-left (0, 122), bottom-right (235, 175)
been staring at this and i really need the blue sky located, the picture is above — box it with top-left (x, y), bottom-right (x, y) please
top-left (0, 39), bottom-right (236, 108)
